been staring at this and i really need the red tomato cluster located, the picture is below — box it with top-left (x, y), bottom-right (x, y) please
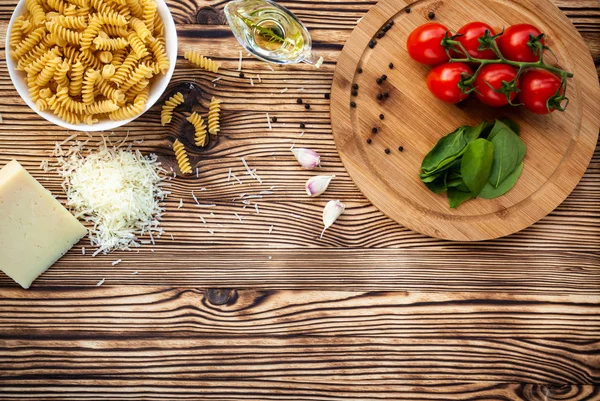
top-left (407, 22), bottom-right (563, 114)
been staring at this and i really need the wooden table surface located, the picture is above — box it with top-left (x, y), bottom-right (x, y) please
top-left (0, 0), bottom-right (599, 399)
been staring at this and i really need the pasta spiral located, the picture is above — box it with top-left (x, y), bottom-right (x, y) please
top-left (110, 51), bottom-right (138, 86)
top-left (25, 0), bottom-right (46, 26)
top-left (96, 11), bottom-right (128, 26)
top-left (128, 32), bottom-right (149, 58)
top-left (148, 36), bottom-right (169, 74)
top-left (93, 36), bottom-right (129, 51)
top-left (55, 15), bottom-right (87, 29)
top-left (56, 86), bottom-right (86, 113)
top-left (118, 62), bottom-right (153, 92)
top-left (142, 0), bottom-right (156, 32)
top-left (86, 99), bottom-right (119, 114)
top-left (130, 17), bottom-right (151, 41)
top-left (188, 112), bottom-right (208, 147)
top-left (172, 139), bottom-right (192, 174)
top-left (107, 97), bottom-right (145, 120)
top-left (36, 56), bottom-right (62, 86)
top-left (12, 26), bottom-right (46, 59)
top-left (79, 16), bottom-right (102, 50)
top-left (46, 21), bottom-right (82, 45)
top-left (68, 60), bottom-right (85, 96)
top-left (160, 92), bottom-right (184, 126)
top-left (54, 59), bottom-right (71, 87)
top-left (207, 96), bottom-right (221, 135)
top-left (184, 49), bottom-right (220, 73)
top-left (82, 68), bottom-right (100, 104)
top-left (47, 95), bottom-right (81, 124)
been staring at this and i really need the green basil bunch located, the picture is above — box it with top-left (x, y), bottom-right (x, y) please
top-left (419, 119), bottom-right (526, 208)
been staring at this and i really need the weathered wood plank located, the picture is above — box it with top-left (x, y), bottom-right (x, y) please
top-left (0, 250), bottom-right (597, 293)
top-left (0, 288), bottom-right (599, 398)
top-left (1, 288), bottom-right (598, 338)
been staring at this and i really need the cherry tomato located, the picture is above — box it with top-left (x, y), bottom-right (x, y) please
top-left (426, 62), bottom-right (472, 103)
top-left (519, 69), bottom-right (563, 114)
top-left (497, 23), bottom-right (545, 62)
top-left (407, 22), bottom-right (450, 65)
top-left (455, 22), bottom-right (497, 59)
top-left (474, 64), bottom-right (519, 107)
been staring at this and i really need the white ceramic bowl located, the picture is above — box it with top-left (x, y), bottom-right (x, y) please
top-left (6, 0), bottom-right (177, 132)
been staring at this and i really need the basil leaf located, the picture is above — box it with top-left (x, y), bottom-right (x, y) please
top-left (420, 127), bottom-right (468, 173)
top-left (460, 138), bottom-right (494, 196)
top-left (464, 121), bottom-right (488, 143)
top-left (499, 118), bottom-right (520, 135)
top-left (448, 187), bottom-right (473, 208)
top-left (479, 162), bottom-right (524, 199)
top-left (424, 177), bottom-right (448, 194)
top-left (488, 127), bottom-right (521, 187)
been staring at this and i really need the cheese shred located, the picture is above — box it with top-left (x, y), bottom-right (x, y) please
top-left (56, 139), bottom-right (169, 255)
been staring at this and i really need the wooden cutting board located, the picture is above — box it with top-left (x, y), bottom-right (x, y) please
top-left (330, 0), bottom-right (600, 241)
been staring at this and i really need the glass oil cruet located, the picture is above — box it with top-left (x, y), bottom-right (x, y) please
top-left (224, 0), bottom-right (323, 68)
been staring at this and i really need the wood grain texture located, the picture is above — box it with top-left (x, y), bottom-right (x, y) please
top-left (1, 288), bottom-right (599, 399)
top-left (0, 0), bottom-right (599, 399)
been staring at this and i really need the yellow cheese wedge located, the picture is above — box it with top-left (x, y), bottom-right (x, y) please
top-left (0, 160), bottom-right (87, 289)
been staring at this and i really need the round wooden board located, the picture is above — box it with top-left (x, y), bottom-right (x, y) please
top-left (330, 0), bottom-right (600, 241)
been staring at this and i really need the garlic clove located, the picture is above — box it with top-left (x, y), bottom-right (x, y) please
top-left (292, 148), bottom-right (321, 169)
top-left (305, 175), bottom-right (335, 197)
top-left (321, 200), bottom-right (345, 238)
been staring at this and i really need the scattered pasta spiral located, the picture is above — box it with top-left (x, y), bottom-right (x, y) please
top-left (207, 96), bottom-right (221, 135)
top-left (172, 139), bottom-right (192, 174)
top-left (184, 49), bottom-right (220, 73)
top-left (160, 92), bottom-right (183, 126)
top-left (187, 112), bottom-right (208, 147)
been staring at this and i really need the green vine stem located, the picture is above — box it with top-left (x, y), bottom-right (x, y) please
top-left (441, 31), bottom-right (573, 112)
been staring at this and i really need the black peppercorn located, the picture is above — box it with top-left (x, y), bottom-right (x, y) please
top-left (377, 93), bottom-right (383, 100)
top-left (296, 98), bottom-right (303, 104)
top-left (350, 101), bottom-right (356, 108)
top-left (381, 74), bottom-right (387, 81)
top-left (271, 116), bottom-right (277, 123)
top-left (351, 89), bottom-right (358, 96)
top-left (384, 23), bottom-right (392, 31)
top-left (379, 113), bottom-right (384, 120)
top-left (428, 11), bottom-right (435, 19)
top-left (305, 104), bottom-right (310, 109)
top-left (371, 127), bottom-right (378, 133)
top-left (239, 72), bottom-right (245, 78)
top-left (398, 146), bottom-right (404, 152)
top-left (383, 91), bottom-right (389, 98)
top-left (376, 78), bottom-right (383, 84)
top-left (405, 8), bottom-right (411, 13)
top-left (376, 31), bottom-right (384, 39)
top-left (300, 123), bottom-right (305, 128)
top-left (366, 138), bottom-right (372, 144)
top-left (357, 67), bottom-right (363, 73)
top-left (368, 39), bottom-right (377, 48)
top-left (324, 93), bottom-right (330, 99)
top-left (352, 83), bottom-right (359, 90)
top-left (384, 148), bottom-right (390, 154)
top-left (389, 20), bottom-right (394, 25)
top-left (389, 62), bottom-right (394, 69)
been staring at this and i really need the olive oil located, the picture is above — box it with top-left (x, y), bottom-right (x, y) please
top-left (225, 0), bottom-right (322, 67)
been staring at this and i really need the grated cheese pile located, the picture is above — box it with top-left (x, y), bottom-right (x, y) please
top-left (56, 141), bottom-right (169, 255)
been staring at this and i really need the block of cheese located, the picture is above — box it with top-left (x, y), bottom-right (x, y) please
top-left (0, 160), bottom-right (87, 289)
